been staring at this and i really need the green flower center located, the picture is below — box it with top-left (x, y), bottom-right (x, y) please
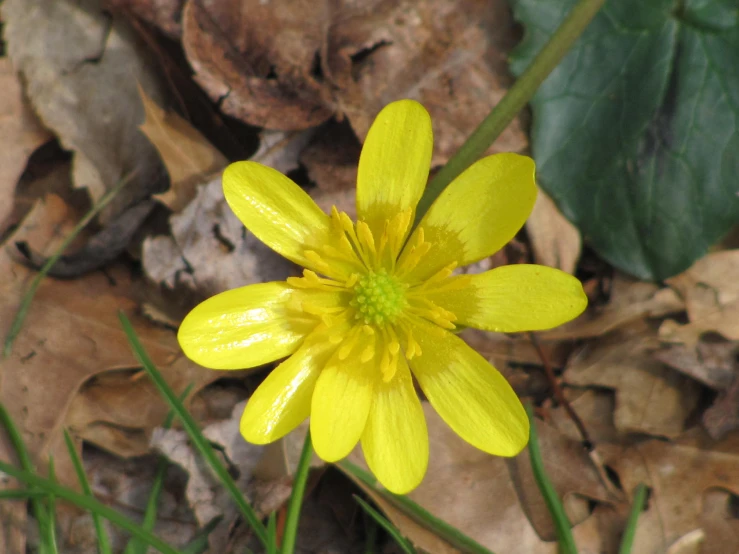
top-left (350, 269), bottom-right (406, 325)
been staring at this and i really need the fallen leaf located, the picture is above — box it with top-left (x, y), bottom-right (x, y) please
top-left (142, 130), bottom-right (312, 298)
top-left (699, 489), bottom-right (739, 554)
top-left (664, 250), bottom-right (739, 344)
top-left (525, 186), bottom-right (581, 274)
top-left (181, 0), bottom-right (334, 131)
top-left (606, 431), bottom-right (739, 554)
top-left (2, 0), bottom-right (168, 218)
top-left (327, 0), bottom-right (528, 162)
top-left (0, 194), bottom-right (215, 494)
top-left (564, 321), bottom-right (700, 438)
top-left (0, 57), bottom-right (51, 235)
top-left (138, 86), bottom-right (227, 211)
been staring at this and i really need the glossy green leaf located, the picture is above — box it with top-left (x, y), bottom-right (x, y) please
top-left (509, 0), bottom-right (739, 280)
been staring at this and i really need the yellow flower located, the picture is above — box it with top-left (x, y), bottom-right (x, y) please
top-left (178, 100), bottom-right (587, 494)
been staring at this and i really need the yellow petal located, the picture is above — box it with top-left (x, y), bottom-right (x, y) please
top-left (425, 265), bottom-right (588, 333)
top-left (240, 336), bottom-right (336, 444)
top-left (408, 319), bottom-right (529, 456)
top-left (178, 282), bottom-right (343, 370)
top-left (223, 161), bottom-right (334, 272)
top-left (356, 100), bottom-right (432, 237)
top-left (402, 154), bottom-right (536, 282)
top-left (361, 356), bottom-right (428, 494)
top-left (310, 336), bottom-right (377, 462)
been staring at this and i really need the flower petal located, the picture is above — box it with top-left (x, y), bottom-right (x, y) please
top-left (223, 161), bottom-right (333, 271)
top-left (178, 282), bottom-right (344, 370)
top-left (356, 100), bottom-right (432, 236)
top-left (241, 336), bottom-right (336, 444)
top-left (402, 154), bottom-right (536, 282)
top-left (361, 356), bottom-right (428, 494)
top-left (426, 265), bottom-right (588, 333)
top-left (408, 319), bottom-right (529, 456)
top-left (310, 332), bottom-right (377, 462)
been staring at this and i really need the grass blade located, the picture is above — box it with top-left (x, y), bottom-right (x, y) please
top-left (64, 430), bottom-right (112, 554)
top-left (124, 385), bottom-right (194, 554)
top-left (281, 429), bottom-right (313, 554)
top-left (118, 311), bottom-right (268, 547)
top-left (354, 496), bottom-right (416, 554)
top-left (339, 460), bottom-right (494, 554)
top-left (4, 171), bottom-right (136, 357)
top-left (618, 483), bottom-right (648, 554)
top-left (0, 460), bottom-right (183, 554)
top-left (45, 456), bottom-right (59, 554)
top-left (266, 512), bottom-right (279, 554)
top-left (0, 403), bottom-right (49, 532)
top-left (525, 403), bottom-right (578, 554)
top-left (0, 489), bottom-right (47, 500)
top-left (181, 515), bottom-right (223, 554)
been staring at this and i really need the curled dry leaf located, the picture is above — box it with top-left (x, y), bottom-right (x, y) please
top-left (1, 0), bottom-right (167, 216)
top-left (142, 130), bottom-right (311, 298)
top-left (105, 0), bottom-right (185, 39)
top-left (664, 250), bottom-right (739, 345)
top-left (0, 58), bottom-right (52, 234)
top-left (565, 321), bottom-right (700, 438)
top-left (138, 86), bottom-right (227, 211)
top-left (181, 0), bottom-right (334, 131)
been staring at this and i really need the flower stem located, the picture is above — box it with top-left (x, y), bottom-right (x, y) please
top-left (415, 0), bottom-right (606, 220)
top-left (281, 430), bottom-right (314, 554)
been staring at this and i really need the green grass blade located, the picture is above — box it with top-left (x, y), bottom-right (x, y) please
top-left (0, 489), bottom-right (47, 500)
top-left (63, 430), bottom-right (112, 554)
top-left (266, 512), bottom-right (279, 554)
top-left (4, 171), bottom-right (136, 357)
top-left (339, 460), bottom-right (494, 554)
top-left (281, 429), bottom-right (313, 554)
top-left (525, 403), bottom-right (578, 554)
top-left (618, 483), bottom-right (648, 554)
top-left (354, 496), bottom-right (416, 554)
top-left (363, 509), bottom-right (378, 554)
top-left (45, 456), bottom-right (59, 554)
top-left (0, 403), bottom-right (49, 532)
top-left (0, 460), bottom-right (184, 554)
top-left (118, 311), bottom-right (269, 547)
top-left (124, 385), bottom-right (194, 554)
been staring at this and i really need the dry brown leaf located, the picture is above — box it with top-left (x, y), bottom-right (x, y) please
top-left (181, 0), bottom-right (334, 131)
top-left (327, 0), bottom-right (528, 162)
top-left (700, 489), bottom-right (739, 554)
top-left (2, 0), bottom-right (167, 218)
top-left (0, 194), bottom-right (215, 495)
top-left (564, 321), bottom-right (700, 438)
top-left (605, 432), bottom-right (739, 554)
top-left (525, 186), bottom-right (581, 274)
top-left (664, 250), bottom-right (739, 345)
top-left (138, 86), bottom-right (227, 211)
top-left (345, 404), bottom-right (612, 554)
top-left (142, 131), bottom-right (311, 297)
top-left (0, 58), bottom-right (51, 235)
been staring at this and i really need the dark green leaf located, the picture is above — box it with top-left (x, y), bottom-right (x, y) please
top-left (509, 0), bottom-right (739, 280)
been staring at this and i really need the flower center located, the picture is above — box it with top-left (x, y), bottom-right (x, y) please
top-left (350, 269), bottom-right (406, 326)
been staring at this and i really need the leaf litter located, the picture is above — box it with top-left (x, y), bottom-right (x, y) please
top-left (1, 0), bottom-right (738, 552)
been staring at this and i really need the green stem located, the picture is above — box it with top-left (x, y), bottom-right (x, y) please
top-left (525, 403), bottom-right (578, 554)
top-left (415, 0), bottom-right (606, 219)
top-left (281, 430), bottom-right (314, 554)
top-left (618, 484), bottom-right (648, 554)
